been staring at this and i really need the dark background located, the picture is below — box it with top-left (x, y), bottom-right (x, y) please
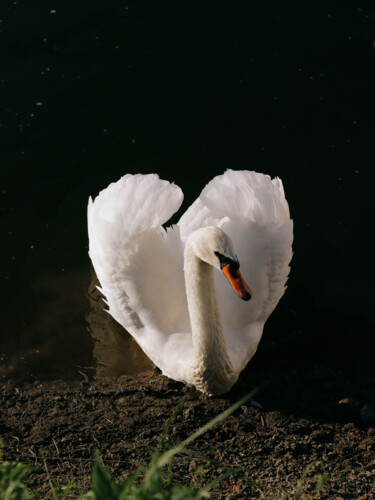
top-left (1, 0), bottom-right (374, 379)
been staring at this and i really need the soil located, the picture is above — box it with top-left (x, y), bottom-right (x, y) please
top-left (1, 318), bottom-right (375, 499)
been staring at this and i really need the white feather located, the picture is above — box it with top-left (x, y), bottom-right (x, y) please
top-left (88, 170), bottom-right (293, 394)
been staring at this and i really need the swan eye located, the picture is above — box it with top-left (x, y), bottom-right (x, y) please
top-left (214, 251), bottom-right (239, 271)
top-left (230, 261), bottom-right (239, 271)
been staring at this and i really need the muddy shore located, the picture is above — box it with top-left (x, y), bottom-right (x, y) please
top-left (2, 323), bottom-right (375, 499)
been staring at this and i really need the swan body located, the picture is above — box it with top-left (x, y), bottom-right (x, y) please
top-left (88, 170), bottom-right (293, 395)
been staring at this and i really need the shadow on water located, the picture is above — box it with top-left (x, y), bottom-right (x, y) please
top-left (0, 266), bottom-right (152, 382)
top-left (0, 268), bottom-right (94, 381)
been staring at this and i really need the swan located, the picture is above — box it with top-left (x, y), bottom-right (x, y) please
top-left (87, 170), bottom-right (293, 395)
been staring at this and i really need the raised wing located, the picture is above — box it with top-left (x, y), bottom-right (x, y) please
top-left (87, 174), bottom-right (190, 366)
top-left (178, 170), bottom-right (293, 371)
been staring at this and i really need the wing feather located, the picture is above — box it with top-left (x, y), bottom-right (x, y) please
top-left (88, 174), bottom-right (190, 366)
top-left (88, 170), bottom-right (293, 380)
top-left (178, 170), bottom-right (293, 370)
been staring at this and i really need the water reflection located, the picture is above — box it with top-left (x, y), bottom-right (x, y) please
top-left (0, 269), bottom-right (94, 381)
top-left (0, 267), bottom-right (152, 382)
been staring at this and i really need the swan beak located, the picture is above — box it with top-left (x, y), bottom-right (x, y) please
top-left (222, 264), bottom-right (252, 301)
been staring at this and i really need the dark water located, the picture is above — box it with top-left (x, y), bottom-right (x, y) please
top-left (1, 0), bottom-right (374, 381)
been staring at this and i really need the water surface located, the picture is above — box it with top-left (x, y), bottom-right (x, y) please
top-left (1, 1), bottom-right (374, 381)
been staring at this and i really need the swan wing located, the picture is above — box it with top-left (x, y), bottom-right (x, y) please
top-left (88, 174), bottom-right (192, 374)
top-left (178, 170), bottom-right (293, 372)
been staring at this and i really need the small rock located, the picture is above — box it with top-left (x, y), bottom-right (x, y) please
top-left (338, 397), bottom-right (361, 409)
top-left (338, 397), bottom-right (361, 420)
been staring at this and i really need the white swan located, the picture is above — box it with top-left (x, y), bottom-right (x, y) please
top-left (88, 170), bottom-right (293, 395)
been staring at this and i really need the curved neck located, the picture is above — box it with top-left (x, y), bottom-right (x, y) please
top-left (184, 242), bottom-right (234, 395)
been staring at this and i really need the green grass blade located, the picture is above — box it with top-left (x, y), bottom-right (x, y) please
top-left (156, 394), bottom-right (190, 454)
top-left (91, 452), bottom-right (118, 500)
top-left (293, 460), bottom-right (318, 499)
top-left (41, 454), bottom-right (60, 500)
top-left (202, 467), bottom-right (242, 494)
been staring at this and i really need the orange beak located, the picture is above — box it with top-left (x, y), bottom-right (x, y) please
top-left (222, 264), bottom-right (252, 301)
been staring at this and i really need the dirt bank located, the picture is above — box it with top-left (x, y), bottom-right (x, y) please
top-left (2, 343), bottom-right (375, 499)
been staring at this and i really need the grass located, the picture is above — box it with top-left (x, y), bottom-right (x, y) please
top-left (0, 390), bottom-right (329, 499)
top-left (281, 460), bottom-right (329, 500)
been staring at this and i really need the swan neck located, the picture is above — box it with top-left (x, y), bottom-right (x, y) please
top-left (184, 242), bottom-right (234, 395)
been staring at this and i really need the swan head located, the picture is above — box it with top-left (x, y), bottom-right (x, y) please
top-left (187, 226), bottom-right (252, 301)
